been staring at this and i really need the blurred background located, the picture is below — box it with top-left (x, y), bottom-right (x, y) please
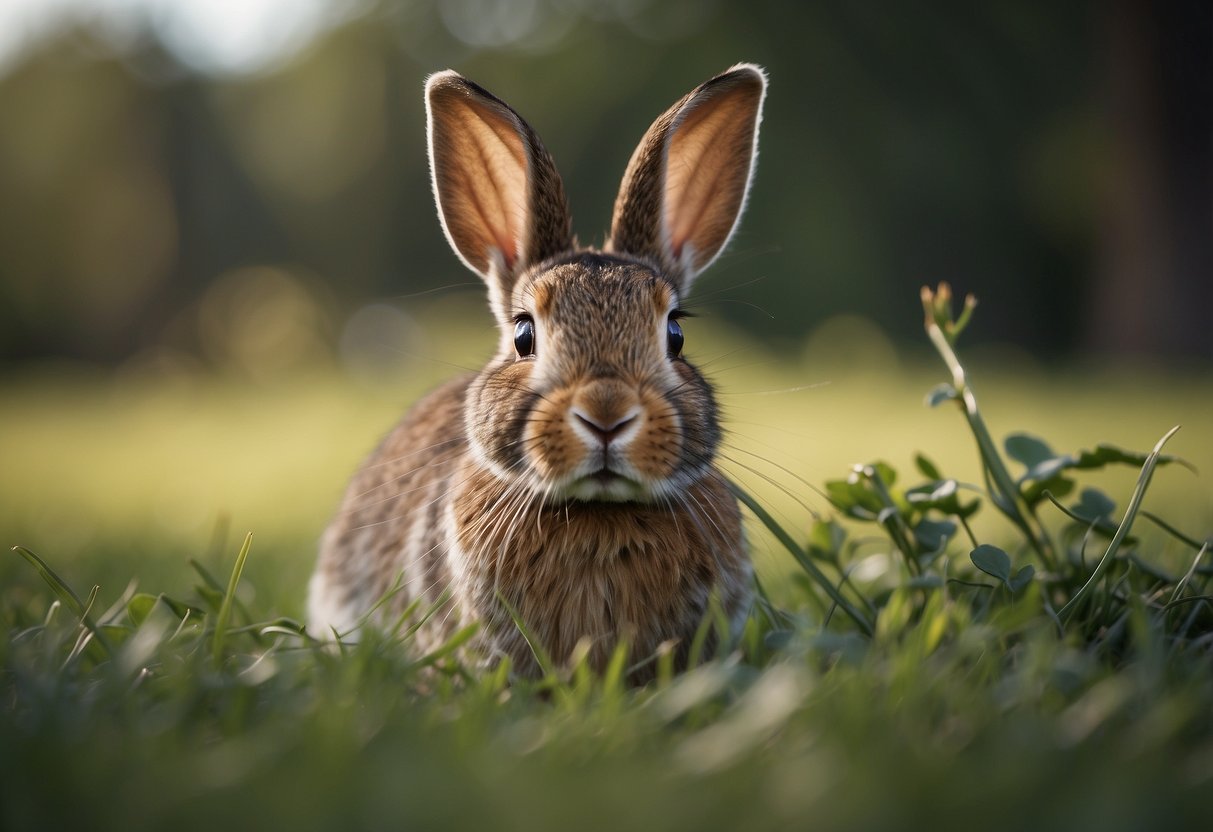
top-left (1, 0), bottom-right (1210, 610)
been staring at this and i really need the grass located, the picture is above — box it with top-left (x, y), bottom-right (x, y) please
top-left (3, 287), bottom-right (1213, 831)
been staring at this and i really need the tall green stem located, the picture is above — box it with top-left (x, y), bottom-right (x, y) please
top-left (922, 287), bottom-right (1058, 572)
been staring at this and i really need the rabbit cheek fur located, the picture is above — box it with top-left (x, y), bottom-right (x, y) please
top-left (309, 63), bottom-right (767, 679)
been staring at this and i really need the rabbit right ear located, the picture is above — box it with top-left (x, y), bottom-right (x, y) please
top-left (608, 64), bottom-right (766, 295)
top-left (426, 71), bottom-right (573, 316)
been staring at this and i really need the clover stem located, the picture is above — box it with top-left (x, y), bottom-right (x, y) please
top-left (923, 295), bottom-right (1058, 572)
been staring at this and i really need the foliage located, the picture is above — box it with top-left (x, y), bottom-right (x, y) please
top-left (766, 284), bottom-right (1211, 649)
top-left (3, 286), bottom-right (1213, 830)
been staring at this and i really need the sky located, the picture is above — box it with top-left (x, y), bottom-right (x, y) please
top-left (0, 0), bottom-right (371, 77)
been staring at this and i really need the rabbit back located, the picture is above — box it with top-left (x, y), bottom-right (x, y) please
top-left (308, 376), bottom-right (470, 645)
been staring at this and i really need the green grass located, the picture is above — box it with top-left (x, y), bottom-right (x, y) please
top-left (3, 290), bottom-right (1213, 831)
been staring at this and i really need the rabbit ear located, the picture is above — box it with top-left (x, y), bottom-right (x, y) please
top-left (426, 71), bottom-right (573, 313)
top-left (608, 64), bottom-right (766, 294)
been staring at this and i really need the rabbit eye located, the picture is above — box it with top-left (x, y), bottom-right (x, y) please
top-left (513, 316), bottom-right (536, 357)
top-left (667, 316), bottom-right (684, 357)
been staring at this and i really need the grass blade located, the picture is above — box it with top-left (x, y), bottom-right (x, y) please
top-left (1168, 542), bottom-right (1209, 608)
top-left (12, 545), bottom-right (88, 616)
top-left (1057, 426), bottom-right (1180, 626)
top-left (729, 480), bottom-right (874, 636)
top-left (211, 532), bottom-right (253, 665)
top-left (495, 590), bottom-right (557, 678)
top-left (12, 545), bottom-right (111, 654)
top-left (1141, 511), bottom-right (1212, 553)
top-left (417, 622), bottom-right (480, 667)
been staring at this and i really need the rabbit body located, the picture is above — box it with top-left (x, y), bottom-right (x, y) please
top-left (309, 65), bottom-right (768, 678)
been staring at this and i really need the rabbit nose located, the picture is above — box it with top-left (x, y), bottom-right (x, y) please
top-left (571, 409), bottom-right (639, 445)
top-left (569, 378), bottom-right (642, 448)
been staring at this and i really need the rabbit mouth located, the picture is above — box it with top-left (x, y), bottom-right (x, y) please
top-left (565, 467), bottom-right (647, 502)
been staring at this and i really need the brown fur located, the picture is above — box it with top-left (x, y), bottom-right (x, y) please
top-left (309, 65), bottom-right (768, 680)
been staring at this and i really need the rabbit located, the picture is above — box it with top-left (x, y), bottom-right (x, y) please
top-left (308, 63), bottom-right (767, 680)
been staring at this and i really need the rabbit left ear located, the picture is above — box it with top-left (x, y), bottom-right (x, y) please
top-left (426, 71), bottom-right (573, 317)
top-left (608, 64), bottom-right (766, 295)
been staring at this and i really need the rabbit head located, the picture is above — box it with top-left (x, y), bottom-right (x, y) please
top-left (426, 65), bottom-right (766, 507)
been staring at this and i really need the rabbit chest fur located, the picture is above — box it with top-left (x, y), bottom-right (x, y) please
top-left (309, 64), bottom-right (768, 679)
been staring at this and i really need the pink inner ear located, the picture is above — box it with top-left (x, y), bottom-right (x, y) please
top-left (474, 111), bottom-right (530, 270)
top-left (430, 84), bottom-right (531, 277)
top-left (490, 206), bottom-right (521, 272)
top-left (662, 82), bottom-right (760, 273)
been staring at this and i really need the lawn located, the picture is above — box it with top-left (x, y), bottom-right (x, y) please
top-left (3, 293), bottom-right (1212, 831)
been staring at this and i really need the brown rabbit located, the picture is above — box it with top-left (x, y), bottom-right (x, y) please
top-left (309, 64), bottom-right (767, 679)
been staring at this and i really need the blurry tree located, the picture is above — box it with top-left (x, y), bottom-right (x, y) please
top-left (1089, 0), bottom-right (1211, 358)
top-left (0, 0), bottom-right (1207, 371)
